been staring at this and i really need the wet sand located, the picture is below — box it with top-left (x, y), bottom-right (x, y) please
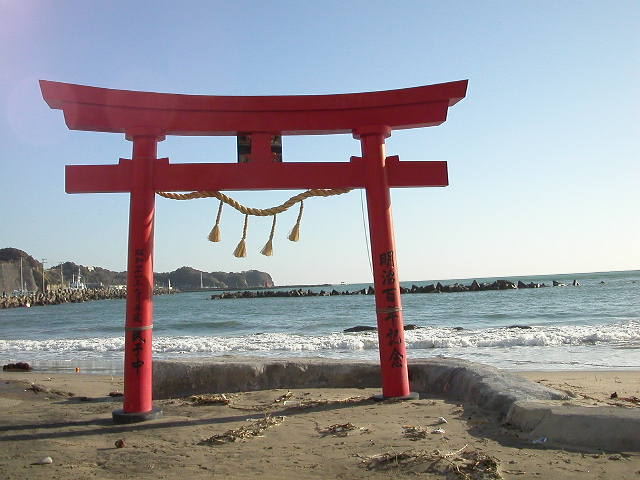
top-left (0, 370), bottom-right (638, 479)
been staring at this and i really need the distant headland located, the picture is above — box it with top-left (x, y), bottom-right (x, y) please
top-left (0, 247), bottom-right (274, 295)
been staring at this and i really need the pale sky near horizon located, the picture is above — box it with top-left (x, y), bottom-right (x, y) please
top-left (1, 1), bottom-right (638, 285)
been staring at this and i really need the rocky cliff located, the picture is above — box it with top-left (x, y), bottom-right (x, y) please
top-left (0, 248), bottom-right (41, 293)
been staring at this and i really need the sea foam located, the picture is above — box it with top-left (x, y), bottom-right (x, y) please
top-left (1, 321), bottom-right (638, 354)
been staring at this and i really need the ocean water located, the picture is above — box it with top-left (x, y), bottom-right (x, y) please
top-left (1, 270), bottom-right (639, 374)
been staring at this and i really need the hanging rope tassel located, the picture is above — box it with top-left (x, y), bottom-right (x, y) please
top-left (208, 200), bottom-right (224, 242)
top-left (233, 214), bottom-right (249, 257)
top-left (261, 215), bottom-right (277, 256)
top-left (288, 201), bottom-right (304, 242)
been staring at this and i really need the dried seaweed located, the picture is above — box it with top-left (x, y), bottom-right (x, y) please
top-left (362, 449), bottom-right (425, 469)
top-left (193, 391), bottom-right (374, 413)
top-left (317, 422), bottom-right (357, 437)
top-left (403, 425), bottom-right (430, 441)
top-left (25, 383), bottom-right (74, 397)
top-left (273, 391), bottom-right (294, 403)
top-left (283, 395), bottom-right (373, 410)
top-left (361, 445), bottom-right (502, 479)
top-left (455, 450), bottom-right (502, 479)
top-left (200, 415), bottom-right (285, 445)
top-left (189, 393), bottom-right (231, 406)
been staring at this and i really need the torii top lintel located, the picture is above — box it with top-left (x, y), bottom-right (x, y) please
top-left (41, 80), bottom-right (467, 193)
top-left (39, 80), bottom-right (467, 137)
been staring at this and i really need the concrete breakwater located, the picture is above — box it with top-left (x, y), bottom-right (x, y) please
top-left (0, 287), bottom-right (176, 309)
top-left (210, 279), bottom-right (574, 300)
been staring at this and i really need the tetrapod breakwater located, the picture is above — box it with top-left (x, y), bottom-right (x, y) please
top-left (0, 287), bottom-right (176, 309)
top-left (210, 278), bottom-right (581, 300)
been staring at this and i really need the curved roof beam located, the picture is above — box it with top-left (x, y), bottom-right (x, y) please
top-left (40, 80), bottom-right (467, 137)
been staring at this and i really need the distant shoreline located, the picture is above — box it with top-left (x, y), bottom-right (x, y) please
top-left (181, 283), bottom-right (332, 293)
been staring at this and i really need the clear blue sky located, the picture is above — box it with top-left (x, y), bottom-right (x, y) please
top-left (1, 0), bottom-right (638, 284)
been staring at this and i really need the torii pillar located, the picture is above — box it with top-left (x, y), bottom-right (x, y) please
top-left (40, 79), bottom-right (468, 422)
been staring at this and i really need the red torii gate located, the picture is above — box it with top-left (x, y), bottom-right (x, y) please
top-left (40, 79), bottom-right (467, 423)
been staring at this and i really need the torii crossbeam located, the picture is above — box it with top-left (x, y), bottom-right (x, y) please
top-left (41, 79), bottom-right (467, 423)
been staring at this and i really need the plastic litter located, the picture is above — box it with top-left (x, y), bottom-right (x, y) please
top-left (436, 416), bottom-right (448, 424)
top-left (431, 428), bottom-right (446, 434)
top-left (33, 457), bottom-right (53, 465)
top-left (532, 436), bottom-right (548, 444)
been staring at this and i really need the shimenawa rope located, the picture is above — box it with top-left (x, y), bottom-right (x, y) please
top-left (157, 188), bottom-right (351, 257)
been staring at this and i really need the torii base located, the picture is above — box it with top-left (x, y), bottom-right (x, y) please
top-left (373, 392), bottom-right (420, 402)
top-left (112, 407), bottom-right (163, 424)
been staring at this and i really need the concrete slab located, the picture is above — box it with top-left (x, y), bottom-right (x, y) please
top-left (505, 401), bottom-right (640, 452)
top-left (153, 357), bottom-right (640, 451)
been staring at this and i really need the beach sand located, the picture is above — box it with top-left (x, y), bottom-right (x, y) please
top-left (0, 370), bottom-right (638, 479)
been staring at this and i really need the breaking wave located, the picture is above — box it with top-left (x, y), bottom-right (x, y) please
top-left (1, 321), bottom-right (639, 354)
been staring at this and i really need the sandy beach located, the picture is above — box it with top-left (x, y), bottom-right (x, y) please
top-left (0, 368), bottom-right (638, 480)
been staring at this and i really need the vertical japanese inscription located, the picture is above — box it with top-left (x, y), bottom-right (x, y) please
top-left (131, 330), bottom-right (145, 372)
top-left (388, 348), bottom-right (405, 368)
top-left (131, 248), bottom-right (146, 373)
top-left (377, 250), bottom-right (404, 368)
top-left (133, 248), bottom-right (144, 324)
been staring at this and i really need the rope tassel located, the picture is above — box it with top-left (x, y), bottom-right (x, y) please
top-left (208, 200), bottom-right (224, 242)
top-left (288, 201), bottom-right (304, 242)
top-left (233, 214), bottom-right (249, 258)
top-left (261, 215), bottom-right (277, 256)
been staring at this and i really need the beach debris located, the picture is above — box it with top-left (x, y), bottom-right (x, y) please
top-left (295, 395), bottom-right (371, 409)
top-left (200, 414), bottom-right (285, 445)
top-left (25, 383), bottom-right (48, 393)
top-left (273, 391), bottom-right (294, 403)
top-left (189, 393), bottom-right (231, 405)
top-left (228, 393), bottom-right (373, 413)
top-left (114, 439), bottom-right (125, 448)
top-left (619, 395), bottom-right (640, 404)
top-left (362, 450), bottom-right (424, 469)
top-left (24, 383), bottom-right (73, 397)
top-left (75, 367), bottom-right (80, 372)
top-left (436, 416), bottom-right (448, 424)
top-left (432, 428), bottom-right (446, 434)
top-left (108, 391), bottom-right (123, 397)
top-left (403, 425), bottom-right (429, 440)
top-left (33, 456), bottom-right (53, 465)
top-left (317, 422), bottom-right (357, 437)
top-left (532, 436), bottom-right (548, 445)
top-left (276, 395), bottom-right (372, 411)
top-left (3, 362), bottom-right (32, 371)
top-left (361, 445), bottom-right (502, 479)
top-left (610, 392), bottom-right (618, 399)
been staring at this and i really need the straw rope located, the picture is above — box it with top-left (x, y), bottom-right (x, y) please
top-left (157, 188), bottom-right (351, 216)
top-left (158, 188), bottom-right (352, 256)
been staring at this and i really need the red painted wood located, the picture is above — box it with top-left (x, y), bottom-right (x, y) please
top-left (356, 126), bottom-right (411, 398)
top-left (42, 79), bottom-right (468, 415)
top-left (384, 156), bottom-right (449, 188)
top-left (65, 160), bottom-right (133, 193)
top-left (40, 80), bottom-right (467, 136)
top-left (65, 158), bottom-right (448, 193)
top-left (123, 134), bottom-right (160, 414)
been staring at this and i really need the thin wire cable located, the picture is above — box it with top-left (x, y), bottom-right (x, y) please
top-left (360, 189), bottom-right (373, 277)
